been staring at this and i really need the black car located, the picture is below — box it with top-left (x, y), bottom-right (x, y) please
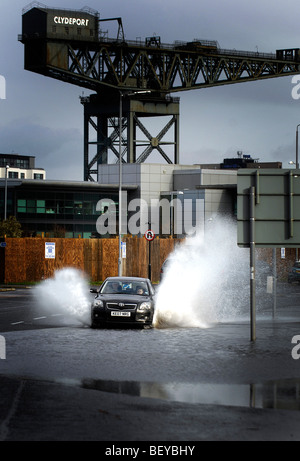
top-left (90, 276), bottom-right (155, 328)
top-left (288, 262), bottom-right (300, 283)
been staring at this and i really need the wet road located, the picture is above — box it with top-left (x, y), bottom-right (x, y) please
top-left (1, 285), bottom-right (300, 441)
top-left (0, 285), bottom-right (298, 385)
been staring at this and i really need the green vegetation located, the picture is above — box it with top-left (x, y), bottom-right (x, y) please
top-left (0, 216), bottom-right (23, 238)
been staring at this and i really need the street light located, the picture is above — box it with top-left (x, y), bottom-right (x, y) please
top-left (296, 124), bottom-right (300, 169)
top-left (4, 165), bottom-right (9, 220)
top-left (118, 92), bottom-right (123, 276)
top-left (118, 89), bottom-right (151, 276)
top-left (293, 125), bottom-right (300, 261)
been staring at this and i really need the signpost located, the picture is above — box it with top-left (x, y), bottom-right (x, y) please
top-left (144, 230), bottom-right (155, 280)
top-left (237, 169), bottom-right (300, 341)
top-left (121, 241), bottom-right (126, 259)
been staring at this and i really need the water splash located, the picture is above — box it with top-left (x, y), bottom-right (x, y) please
top-left (153, 217), bottom-right (251, 329)
top-left (33, 267), bottom-right (91, 326)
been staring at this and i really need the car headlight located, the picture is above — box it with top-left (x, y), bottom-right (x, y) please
top-left (137, 302), bottom-right (152, 312)
top-left (93, 299), bottom-right (104, 307)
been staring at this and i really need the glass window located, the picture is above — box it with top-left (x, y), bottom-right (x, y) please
top-left (17, 199), bottom-right (27, 213)
top-left (34, 173), bottom-right (44, 180)
top-left (37, 200), bottom-right (45, 213)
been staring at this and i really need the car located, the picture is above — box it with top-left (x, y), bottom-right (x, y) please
top-left (288, 261), bottom-right (300, 283)
top-left (90, 276), bottom-right (155, 328)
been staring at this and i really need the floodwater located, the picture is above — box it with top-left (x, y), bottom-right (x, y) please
top-left (5, 217), bottom-right (298, 415)
top-left (79, 377), bottom-right (300, 412)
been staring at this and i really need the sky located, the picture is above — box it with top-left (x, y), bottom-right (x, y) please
top-left (1, 0), bottom-right (300, 180)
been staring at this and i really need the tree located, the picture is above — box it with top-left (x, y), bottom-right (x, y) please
top-left (0, 216), bottom-right (23, 238)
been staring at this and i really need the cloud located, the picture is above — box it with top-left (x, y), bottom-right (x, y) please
top-left (0, 118), bottom-right (83, 179)
top-left (2, 0), bottom-right (300, 181)
top-left (0, 118), bottom-right (80, 155)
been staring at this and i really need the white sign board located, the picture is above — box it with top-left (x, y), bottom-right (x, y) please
top-left (121, 241), bottom-right (126, 259)
top-left (45, 242), bottom-right (55, 259)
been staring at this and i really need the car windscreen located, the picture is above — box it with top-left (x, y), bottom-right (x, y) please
top-left (100, 280), bottom-right (150, 296)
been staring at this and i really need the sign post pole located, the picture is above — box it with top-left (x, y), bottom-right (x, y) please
top-left (272, 248), bottom-right (277, 319)
top-left (249, 186), bottom-right (256, 342)
top-left (144, 230), bottom-right (155, 280)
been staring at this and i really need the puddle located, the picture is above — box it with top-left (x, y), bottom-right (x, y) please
top-left (80, 378), bottom-right (300, 411)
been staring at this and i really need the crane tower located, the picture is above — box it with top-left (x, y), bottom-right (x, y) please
top-left (19, 2), bottom-right (300, 180)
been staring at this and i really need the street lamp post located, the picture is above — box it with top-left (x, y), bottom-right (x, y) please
top-left (4, 165), bottom-right (9, 220)
top-left (118, 92), bottom-right (123, 276)
top-left (118, 89), bottom-right (151, 276)
top-left (296, 124), bottom-right (300, 261)
top-left (296, 124), bottom-right (300, 169)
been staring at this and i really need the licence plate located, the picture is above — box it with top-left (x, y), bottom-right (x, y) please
top-left (111, 311), bottom-right (131, 317)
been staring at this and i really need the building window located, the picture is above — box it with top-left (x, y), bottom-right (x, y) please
top-left (0, 158), bottom-right (29, 168)
top-left (21, 173), bottom-right (25, 179)
top-left (34, 173), bottom-right (44, 180)
top-left (15, 190), bottom-right (119, 237)
top-left (37, 200), bottom-right (45, 213)
top-left (17, 199), bottom-right (26, 213)
top-left (8, 171), bottom-right (18, 179)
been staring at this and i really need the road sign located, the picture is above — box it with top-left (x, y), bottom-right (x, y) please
top-left (237, 168), bottom-right (300, 341)
top-left (237, 169), bottom-right (300, 247)
top-left (144, 230), bottom-right (155, 241)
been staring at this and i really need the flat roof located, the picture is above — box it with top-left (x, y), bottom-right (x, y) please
top-left (0, 179), bottom-right (138, 190)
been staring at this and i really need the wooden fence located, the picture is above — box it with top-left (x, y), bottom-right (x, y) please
top-left (0, 237), bottom-right (182, 284)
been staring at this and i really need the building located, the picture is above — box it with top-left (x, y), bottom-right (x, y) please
top-left (0, 152), bottom-right (282, 238)
top-left (98, 163), bottom-right (237, 237)
top-left (0, 153), bottom-right (46, 180)
top-left (0, 178), bottom-right (138, 238)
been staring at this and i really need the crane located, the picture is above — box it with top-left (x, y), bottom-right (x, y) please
top-left (19, 3), bottom-right (300, 180)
